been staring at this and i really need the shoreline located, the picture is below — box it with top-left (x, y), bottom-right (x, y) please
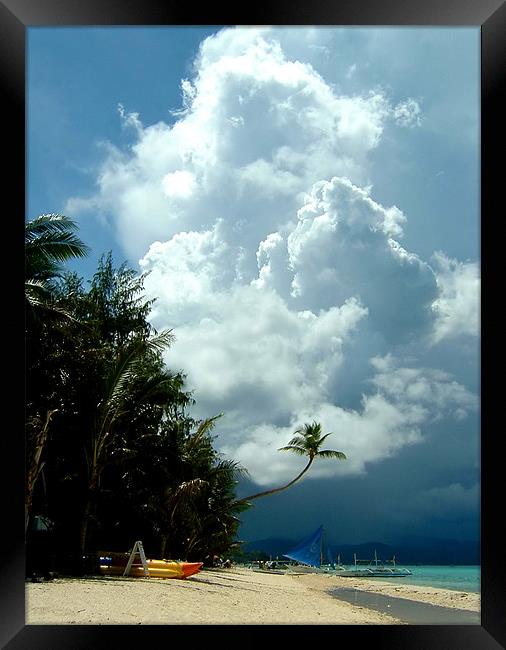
top-left (295, 572), bottom-right (480, 625)
top-left (295, 572), bottom-right (480, 611)
top-left (25, 566), bottom-right (480, 625)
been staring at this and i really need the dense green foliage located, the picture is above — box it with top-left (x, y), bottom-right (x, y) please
top-left (25, 216), bottom-right (247, 574)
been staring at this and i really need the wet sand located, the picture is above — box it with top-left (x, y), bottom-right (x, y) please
top-left (296, 572), bottom-right (480, 611)
top-left (327, 586), bottom-right (479, 624)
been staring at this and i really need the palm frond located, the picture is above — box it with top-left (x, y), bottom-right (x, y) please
top-left (317, 450), bottom-right (347, 460)
top-left (25, 213), bottom-right (79, 236)
top-left (281, 434), bottom-right (306, 448)
top-left (186, 414), bottom-right (223, 452)
top-left (104, 346), bottom-right (139, 412)
top-left (206, 459), bottom-right (250, 484)
top-left (25, 214), bottom-right (90, 265)
top-left (103, 330), bottom-right (175, 416)
top-left (25, 234), bottom-right (90, 263)
top-left (169, 479), bottom-right (209, 523)
top-left (216, 458), bottom-right (250, 480)
top-left (172, 479), bottom-right (208, 500)
top-left (316, 432), bottom-right (334, 446)
top-left (25, 283), bottom-right (80, 323)
top-left (278, 444), bottom-right (307, 455)
top-left (25, 285), bottom-right (54, 310)
top-left (144, 329), bottom-right (176, 353)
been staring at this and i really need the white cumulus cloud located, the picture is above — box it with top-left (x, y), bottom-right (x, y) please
top-left (67, 28), bottom-right (424, 264)
top-left (65, 27), bottom-right (478, 488)
top-left (393, 98), bottom-right (423, 127)
top-left (161, 170), bottom-right (197, 199)
top-left (219, 357), bottom-right (477, 485)
top-left (431, 251), bottom-right (480, 343)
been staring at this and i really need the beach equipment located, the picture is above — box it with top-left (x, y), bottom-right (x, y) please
top-left (98, 540), bottom-right (203, 579)
top-left (99, 558), bottom-right (203, 579)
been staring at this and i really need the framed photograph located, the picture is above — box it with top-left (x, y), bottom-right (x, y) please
top-left (9, 0), bottom-right (503, 647)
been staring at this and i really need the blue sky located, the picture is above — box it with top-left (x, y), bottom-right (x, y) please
top-left (27, 26), bottom-right (480, 547)
top-left (28, 27), bottom-right (220, 276)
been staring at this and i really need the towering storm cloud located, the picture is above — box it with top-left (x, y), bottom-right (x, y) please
top-left (67, 28), bottom-right (479, 516)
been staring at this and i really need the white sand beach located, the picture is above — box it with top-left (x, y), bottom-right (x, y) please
top-left (25, 566), bottom-right (480, 625)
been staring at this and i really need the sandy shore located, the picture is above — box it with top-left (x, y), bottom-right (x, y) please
top-left (309, 573), bottom-right (480, 611)
top-left (25, 566), bottom-right (479, 625)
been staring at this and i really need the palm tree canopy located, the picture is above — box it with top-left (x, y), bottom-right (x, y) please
top-left (25, 214), bottom-right (90, 282)
top-left (25, 214), bottom-right (91, 318)
top-left (278, 421), bottom-right (346, 461)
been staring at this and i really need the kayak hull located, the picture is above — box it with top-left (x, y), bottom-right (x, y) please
top-left (99, 556), bottom-right (203, 579)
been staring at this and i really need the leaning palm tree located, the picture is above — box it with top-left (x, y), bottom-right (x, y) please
top-left (234, 421), bottom-right (346, 506)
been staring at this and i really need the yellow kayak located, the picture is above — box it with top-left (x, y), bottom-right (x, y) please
top-left (99, 555), bottom-right (203, 579)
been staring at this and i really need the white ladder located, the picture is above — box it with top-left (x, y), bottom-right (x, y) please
top-left (122, 540), bottom-right (149, 577)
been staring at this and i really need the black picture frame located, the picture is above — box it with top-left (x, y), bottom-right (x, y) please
top-left (5, 0), bottom-right (504, 647)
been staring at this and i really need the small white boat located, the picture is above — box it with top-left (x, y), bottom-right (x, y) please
top-left (338, 550), bottom-right (412, 577)
top-left (249, 560), bottom-right (291, 574)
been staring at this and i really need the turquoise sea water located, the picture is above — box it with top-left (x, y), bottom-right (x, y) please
top-left (343, 565), bottom-right (480, 593)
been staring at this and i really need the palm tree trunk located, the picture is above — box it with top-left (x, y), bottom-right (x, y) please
top-left (159, 534), bottom-right (168, 559)
top-left (25, 409), bottom-right (57, 534)
top-left (79, 498), bottom-right (92, 560)
top-left (79, 468), bottom-right (99, 561)
top-left (233, 459), bottom-right (313, 507)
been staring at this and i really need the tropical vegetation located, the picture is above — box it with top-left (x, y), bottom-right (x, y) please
top-left (25, 214), bottom-right (346, 576)
top-left (25, 215), bottom-right (247, 574)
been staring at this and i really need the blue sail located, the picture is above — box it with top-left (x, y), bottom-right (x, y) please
top-left (283, 525), bottom-right (323, 567)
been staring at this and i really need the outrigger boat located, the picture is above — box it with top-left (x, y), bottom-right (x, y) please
top-left (248, 526), bottom-right (334, 575)
top-left (248, 527), bottom-right (412, 579)
top-left (249, 559), bottom-right (302, 574)
top-left (338, 550), bottom-right (412, 577)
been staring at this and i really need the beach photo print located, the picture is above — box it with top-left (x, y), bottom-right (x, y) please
top-left (25, 22), bottom-right (480, 624)
top-left (10, 4), bottom-right (501, 646)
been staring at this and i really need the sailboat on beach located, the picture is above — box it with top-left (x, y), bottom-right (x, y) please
top-left (280, 526), bottom-right (412, 578)
top-left (249, 526), bottom-right (412, 577)
top-left (282, 525), bottom-right (339, 573)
